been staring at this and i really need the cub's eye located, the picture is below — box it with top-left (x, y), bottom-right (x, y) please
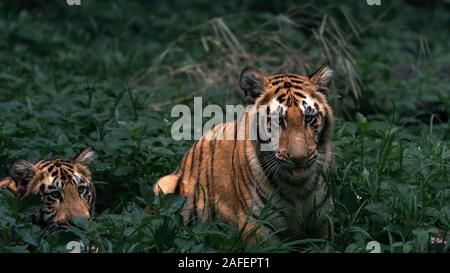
top-left (78, 185), bottom-right (88, 195)
top-left (304, 113), bottom-right (315, 124)
top-left (48, 191), bottom-right (61, 200)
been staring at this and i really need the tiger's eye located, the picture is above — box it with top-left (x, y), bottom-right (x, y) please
top-left (78, 186), bottom-right (87, 195)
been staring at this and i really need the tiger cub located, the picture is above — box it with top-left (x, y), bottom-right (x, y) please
top-left (154, 64), bottom-right (335, 243)
top-left (0, 147), bottom-right (97, 231)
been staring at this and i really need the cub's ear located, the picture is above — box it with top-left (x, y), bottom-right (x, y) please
top-left (309, 63), bottom-right (334, 94)
top-left (10, 160), bottom-right (36, 192)
top-left (239, 67), bottom-right (266, 104)
top-left (74, 146), bottom-right (97, 168)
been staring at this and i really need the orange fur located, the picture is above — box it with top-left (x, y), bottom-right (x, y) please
top-left (154, 65), bottom-right (336, 243)
top-left (0, 147), bottom-right (97, 227)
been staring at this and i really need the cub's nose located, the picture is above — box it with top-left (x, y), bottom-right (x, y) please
top-left (56, 207), bottom-right (91, 224)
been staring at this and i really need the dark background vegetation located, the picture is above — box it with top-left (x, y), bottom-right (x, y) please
top-left (0, 0), bottom-right (449, 252)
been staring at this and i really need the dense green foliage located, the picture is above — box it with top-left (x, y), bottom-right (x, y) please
top-left (0, 0), bottom-right (448, 252)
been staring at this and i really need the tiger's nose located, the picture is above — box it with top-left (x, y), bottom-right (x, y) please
top-left (289, 151), bottom-right (317, 165)
top-left (72, 208), bottom-right (90, 220)
top-left (57, 208), bottom-right (90, 223)
top-left (289, 154), bottom-right (307, 165)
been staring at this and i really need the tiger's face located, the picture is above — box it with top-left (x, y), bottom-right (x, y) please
top-left (4, 147), bottom-right (97, 227)
top-left (240, 64), bottom-right (334, 181)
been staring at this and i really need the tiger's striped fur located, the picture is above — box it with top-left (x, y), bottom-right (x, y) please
top-left (154, 64), bottom-right (335, 243)
top-left (0, 147), bottom-right (97, 230)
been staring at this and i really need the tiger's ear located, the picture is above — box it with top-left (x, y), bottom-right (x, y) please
top-left (309, 63), bottom-right (334, 94)
top-left (74, 146), bottom-right (97, 168)
top-left (10, 160), bottom-right (36, 192)
top-left (239, 67), bottom-right (267, 104)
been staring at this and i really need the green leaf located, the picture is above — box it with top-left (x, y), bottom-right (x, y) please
top-left (113, 166), bottom-right (134, 176)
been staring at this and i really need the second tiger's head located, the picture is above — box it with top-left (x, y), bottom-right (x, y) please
top-left (7, 147), bottom-right (97, 227)
top-left (239, 64), bottom-right (335, 179)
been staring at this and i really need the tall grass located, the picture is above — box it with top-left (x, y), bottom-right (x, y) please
top-left (135, 3), bottom-right (367, 118)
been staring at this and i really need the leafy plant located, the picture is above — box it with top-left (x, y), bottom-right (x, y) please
top-left (0, 0), bottom-right (448, 253)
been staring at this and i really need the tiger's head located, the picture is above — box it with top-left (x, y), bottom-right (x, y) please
top-left (239, 64), bottom-right (335, 181)
top-left (0, 147), bottom-right (97, 228)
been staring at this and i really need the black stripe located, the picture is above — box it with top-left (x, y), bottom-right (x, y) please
top-left (274, 86), bottom-right (284, 94)
top-left (257, 151), bottom-right (277, 188)
top-left (318, 109), bottom-right (330, 146)
top-left (293, 91), bottom-right (306, 98)
top-left (175, 148), bottom-right (190, 175)
top-left (188, 140), bottom-right (199, 180)
top-left (188, 185), bottom-right (199, 225)
top-left (237, 143), bottom-right (262, 212)
top-left (197, 138), bottom-right (204, 174)
top-left (204, 140), bottom-right (211, 215)
top-left (64, 165), bottom-right (74, 172)
top-left (40, 160), bottom-right (53, 169)
top-left (256, 110), bottom-right (270, 144)
top-left (174, 178), bottom-right (182, 195)
top-left (271, 75), bottom-right (285, 80)
top-left (174, 148), bottom-right (192, 194)
top-left (208, 136), bottom-right (217, 208)
top-left (286, 75), bottom-right (302, 79)
top-left (243, 140), bottom-right (268, 204)
top-left (234, 121), bottom-right (252, 211)
top-left (195, 138), bottom-right (205, 219)
top-left (272, 74), bottom-right (301, 80)
top-left (60, 168), bottom-right (68, 183)
top-left (231, 123), bottom-right (249, 211)
top-left (277, 93), bottom-right (287, 101)
top-left (271, 80), bottom-right (283, 86)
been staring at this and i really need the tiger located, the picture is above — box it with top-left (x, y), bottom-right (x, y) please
top-left (153, 64), bottom-right (336, 243)
top-left (0, 146), bottom-right (97, 232)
